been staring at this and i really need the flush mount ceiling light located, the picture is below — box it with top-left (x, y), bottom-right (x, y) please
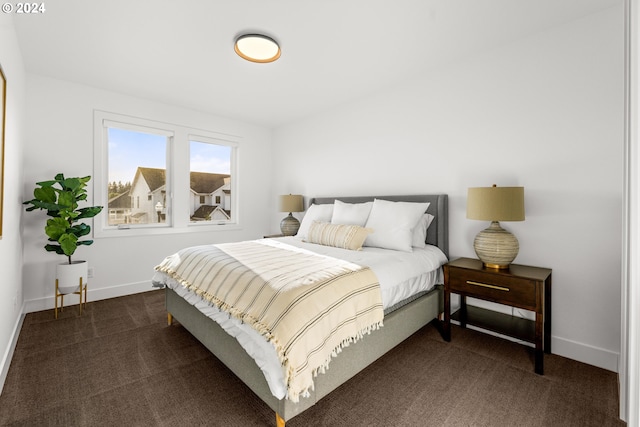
top-left (234, 34), bottom-right (281, 63)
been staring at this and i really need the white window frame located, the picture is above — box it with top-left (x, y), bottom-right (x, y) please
top-left (93, 110), bottom-right (241, 238)
top-left (188, 133), bottom-right (238, 227)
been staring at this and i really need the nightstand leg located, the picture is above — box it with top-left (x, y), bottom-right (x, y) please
top-left (443, 287), bottom-right (451, 341)
top-left (544, 275), bottom-right (552, 354)
top-left (459, 295), bottom-right (468, 328)
top-left (535, 351), bottom-right (543, 374)
top-left (535, 311), bottom-right (544, 374)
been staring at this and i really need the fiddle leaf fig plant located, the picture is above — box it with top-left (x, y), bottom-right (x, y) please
top-left (24, 173), bottom-right (103, 264)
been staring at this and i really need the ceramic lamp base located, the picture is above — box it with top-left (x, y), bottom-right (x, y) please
top-left (280, 213), bottom-right (300, 236)
top-left (473, 221), bottom-right (519, 269)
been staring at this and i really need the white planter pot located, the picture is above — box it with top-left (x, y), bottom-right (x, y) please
top-left (56, 261), bottom-right (88, 295)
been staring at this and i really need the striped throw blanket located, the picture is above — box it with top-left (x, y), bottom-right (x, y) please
top-left (155, 240), bottom-right (384, 402)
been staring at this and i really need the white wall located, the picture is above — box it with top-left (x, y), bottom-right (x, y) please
top-left (22, 75), bottom-right (274, 311)
top-left (0, 15), bottom-right (26, 390)
top-left (272, 6), bottom-right (624, 371)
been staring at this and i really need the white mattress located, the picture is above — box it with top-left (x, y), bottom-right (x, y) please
top-left (153, 237), bottom-right (448, 400)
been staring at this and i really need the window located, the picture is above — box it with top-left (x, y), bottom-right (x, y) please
top-left (189, 139), bottom-right (233, 223)
top-left (94, 111), bottom-right (239, 237)
top-left (105, 125), bottom-right (169, 227)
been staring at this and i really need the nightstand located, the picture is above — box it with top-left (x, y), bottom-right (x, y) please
top-left (443, 257), bottom-right (552, 374)
top-left (263, 234), bottom-right (285, 238)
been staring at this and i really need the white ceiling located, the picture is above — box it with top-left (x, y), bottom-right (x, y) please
top-left (13, 0), bottom-right (620, 128)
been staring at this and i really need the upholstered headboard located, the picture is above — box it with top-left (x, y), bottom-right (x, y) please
top-left (308, 194), bottom-right (449, 258)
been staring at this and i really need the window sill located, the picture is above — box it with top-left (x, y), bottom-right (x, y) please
top-left (94, 223), bottom-right (242, 239)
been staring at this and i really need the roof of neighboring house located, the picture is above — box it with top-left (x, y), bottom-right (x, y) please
top-left (132, 167), bottom-right (229, 194)
top-left (190, 171), bottom-right (230, 194)
top-left (108, 191), bottom-right (131, 209)
top-left (191, 205), bottom-right (231, 221)
top-left (133, 167), bottom-right (166, 192)
top-left (191, 205), bottom-right (217, 220)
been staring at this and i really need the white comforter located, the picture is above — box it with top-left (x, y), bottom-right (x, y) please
top-left (152, 236), bottom-right (448, 400)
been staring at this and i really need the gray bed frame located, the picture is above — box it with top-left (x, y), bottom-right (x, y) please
top-left (165, 194), bottom-right (448, 426)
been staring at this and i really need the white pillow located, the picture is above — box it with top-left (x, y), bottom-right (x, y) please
top-left (296, 204), bottom-right (334, 239)
top-left (364, 199), bottom-right (430, 252)
top-left (411, 213), bottom-right (435, 248)
top-left (331, 200), bottom-right (373, 227)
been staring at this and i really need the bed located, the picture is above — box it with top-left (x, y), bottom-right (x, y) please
top-left (153, 194), bottom-right (449, 426)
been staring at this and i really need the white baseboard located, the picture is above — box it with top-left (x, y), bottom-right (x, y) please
top-left (0, 305), bottom-right (25, 395)
top-left (453, 320), bottom-right (620, 373)
top-left (23, 280), bottom-right (155, 314)
top-left (552, 335), bottom-right (620, 373)
top-left (85, 281), bottom-right (155, 304)
top-left (460, 300), bottom-right (621, 373)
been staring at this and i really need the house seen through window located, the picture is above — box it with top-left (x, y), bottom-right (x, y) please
top-left (107, 127), bottom-right (168, 226)
top-left (189, 140), bottom-right (232, 223)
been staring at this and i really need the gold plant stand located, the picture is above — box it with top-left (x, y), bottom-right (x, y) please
top-left (54, 277), bottom-right (88, 319)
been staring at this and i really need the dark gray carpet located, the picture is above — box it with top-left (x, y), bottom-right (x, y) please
top-left (0, 290), bottom-right (625, 426)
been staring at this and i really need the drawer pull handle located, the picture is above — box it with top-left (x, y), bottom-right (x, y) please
top-left (466, 280), bottom-right (510, 292)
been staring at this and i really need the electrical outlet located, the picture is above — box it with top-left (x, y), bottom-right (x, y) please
top-left (88, 267), bottom-right (94, 278)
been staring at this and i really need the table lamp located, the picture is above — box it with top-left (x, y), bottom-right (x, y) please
top-left (279, 194), bottom-right (304, 236)
top-left (467, 185), bottom-right (525, 269)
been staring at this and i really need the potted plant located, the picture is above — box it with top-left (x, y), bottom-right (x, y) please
top-left (24, 173), bottom-right (103, 294)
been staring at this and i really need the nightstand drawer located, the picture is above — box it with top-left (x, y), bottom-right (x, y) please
top-left (448, 270), bottom-right (537, 309)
